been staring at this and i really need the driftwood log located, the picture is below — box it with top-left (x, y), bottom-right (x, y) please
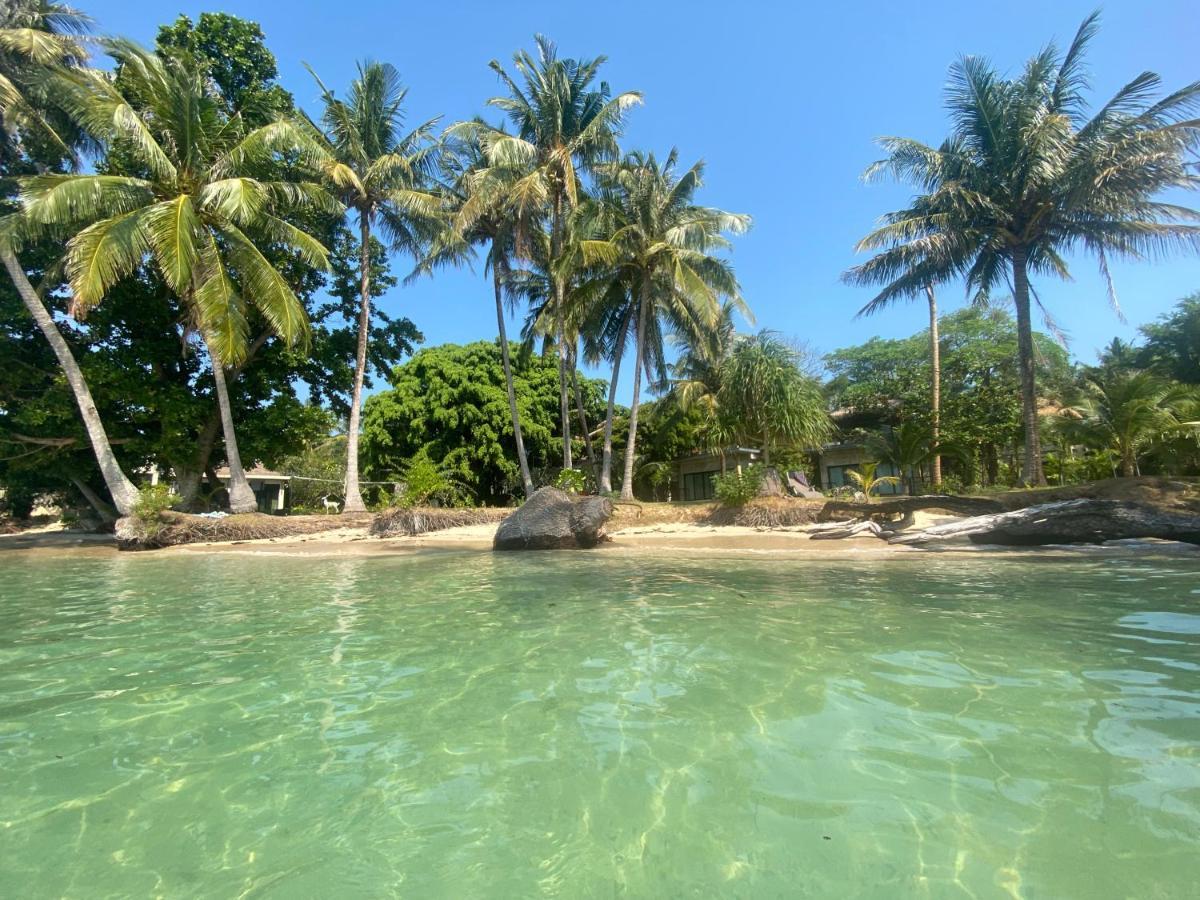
top-left (805, 520), bottom-right (888, 540)
top-left (819, 494), bottom-right (1003, 523)
top-left (887, 499), bottom-right (1200, 547)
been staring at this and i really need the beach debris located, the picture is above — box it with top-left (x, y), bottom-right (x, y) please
top-left (888, 499), bottom-right (1200, 547)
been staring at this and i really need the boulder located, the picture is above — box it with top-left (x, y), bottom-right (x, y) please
top-left (493, 487), bottom-right (614, 551)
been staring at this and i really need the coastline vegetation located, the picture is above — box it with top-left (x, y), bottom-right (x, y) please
top-left (0, 3), bottom-right (1197, 528)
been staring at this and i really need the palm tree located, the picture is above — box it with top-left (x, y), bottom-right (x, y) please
top-left (718, 330), bottom-right (831, 467)
top-left (867, 421), bottom-right (935, 494)
top-left (847, 13), bottom-right (1200, 485)
top-left (843, 254), bottom-right (945, 487)
top-left (464, 35), bottom-right (641, 470)
top-left (429, 129), bottom-right (535, 496)
top-left (0, 4), bottom-right (141, 513)
top-left (847, 462), bottom-right (901, 501)
top-left (670, 299), bottom-right (744, 473)
top-left (0, 0), bottom-right (89, 162)
top-left (11, 40), bottom-right (330, 513)
top-left (304, 60), bottom-right (442, 513)
top-left (1074, 370), bottom-right (1199, 477)
top-left (583, 150), bottom-right (750, 500)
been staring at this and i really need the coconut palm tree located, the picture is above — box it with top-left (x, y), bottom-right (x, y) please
top-left (669, 299), bottom-right (744, 473)
top-left (425, 129), bottom-right (536, 496)
top-left (583, 150), bottom-right (750, 500)
top-left (10, 40), bottom-right (331, 513)
top-left (847, 12), bottom-right (1200, 485)
top-left (847, 462), bottom-right (901, 501)
top-left (0, 4), bottom-right (141, 513)
top-left (0, 0), bottom-right (90, 162)
top-left (843, 254), bottom-right (945, 487)
top-left (718, 330), bottom-right (831, 467)
top-left (1074, 370), bottom-right (1199, 477)
top-left (304, 60), bottom-right (442, 513)
top-left (459, 35), bottom-right (641, 470)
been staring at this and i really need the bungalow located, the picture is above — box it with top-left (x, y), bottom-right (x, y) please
top-left (672, 447), bottom-right (762, 501)
top-left (210, 466), bottom-right (291, 513)
top-left (816, 440), bottom-right (903, 495)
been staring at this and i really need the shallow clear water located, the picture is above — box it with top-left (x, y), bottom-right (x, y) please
top-left (1, 550), bottom-right (1198, 898)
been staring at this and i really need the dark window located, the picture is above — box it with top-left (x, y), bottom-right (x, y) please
top-left (682, 470), bottom-right (718, 501)
top-left (825, 462), bottom-right (902, 495)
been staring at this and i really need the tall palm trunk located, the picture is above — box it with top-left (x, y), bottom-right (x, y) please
top-left (205, 333), bottom-right (257, 513)
top-left (569, 345), bottom-right (595, 464)
top-left (620, 295), bottom-right (649, 501)
top-left (493, 258), bottom-right (533, 497)
top-left (1011, 247), bottom-right (1046, 485)
top-left (2, 249), bottom-right (140, 516)
top-left (551, 193), bottom-right (572, 469)
top-left (342, 210), bottom-right (373, 513)
top-left (926, 283), bottom-right (942, 488)
top-left (599, 312), bottom-right (631, 494)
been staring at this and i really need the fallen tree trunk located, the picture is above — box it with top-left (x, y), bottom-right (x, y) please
top-left (887, 499), bottom-right (1200, 547)
top-left (819, 494), bottom-right (1003, 523)
top-left (805, 520), bottom-right (887, 540)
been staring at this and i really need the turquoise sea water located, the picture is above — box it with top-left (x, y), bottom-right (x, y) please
top-left (1, 549), bottom-right (1198, 898)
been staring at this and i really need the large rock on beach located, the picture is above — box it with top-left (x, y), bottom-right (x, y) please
top-left (493, 487), bottom-right (613, 550)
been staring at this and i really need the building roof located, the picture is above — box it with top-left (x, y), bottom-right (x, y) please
top-left (212, 466), bottom-right (291, 482)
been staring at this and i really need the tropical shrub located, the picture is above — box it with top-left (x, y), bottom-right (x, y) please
top-left (713, 466), bottom-right (763, 506)
top-left (555, 468), bottom-right (587, 494)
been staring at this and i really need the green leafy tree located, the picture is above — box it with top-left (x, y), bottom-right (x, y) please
top-left (426, 127), bottom-right (537, 495)
top-left (1138, 293), bottom-right (1200, 385)
top-left (304, 60), bottom-right (442, 513)
top-left (154, 13), bottom-right (292, 122)
top-left (847, 13), bottom-right (1200, 485)
top-left (8, 39), bottom-right (331, 512)
top-left (361, 340), bottom-right (605, 505)
top-left (827, 308), bottom-right (1073, 487)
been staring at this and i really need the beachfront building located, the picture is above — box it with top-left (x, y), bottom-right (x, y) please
top-left (672, 447), bottom-right (763, 501)
top-left (816, 440), bottom-right (903, 495)
top-left (210, 466), bottom-right (291, 513)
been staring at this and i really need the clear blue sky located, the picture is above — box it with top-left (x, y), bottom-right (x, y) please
top-left (89, 0), bottom-right (1199, 400)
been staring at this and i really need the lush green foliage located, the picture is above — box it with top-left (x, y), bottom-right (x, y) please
top-left (712, 465), bottom-right (763, 507)
top-left (361, 341), bottom-right (606, 505)
top-left (554, 468), bottom-right (587, 494)
top-left (132, 483), bottom-right (180, 521)
top-left (845, 12), bottom-right (1200, 483)
top-left (846, 462), bottom-right (900, 501)
top-left (826, 308), bottom-right (1073, 487)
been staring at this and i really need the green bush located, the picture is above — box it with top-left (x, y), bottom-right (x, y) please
top-left (131, 484), bottom-right (181, 536)
top-left (554, 468), bottom-right (587, 494)
top-left (713, 466), bottom-right (763, 506)
top-left (133, 484), bottom-right (180, 520)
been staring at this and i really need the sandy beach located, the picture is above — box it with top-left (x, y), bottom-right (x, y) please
top-left (5, 513), bottom-right (1195, 560)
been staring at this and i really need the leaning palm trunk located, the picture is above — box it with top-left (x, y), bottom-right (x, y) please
top-left (599, 313), bottom-right (631, 494)
top-left (342, 212), bottom-right (373, 513)
top-left (926, 283), bottom-right (942, 488)
top-left (1011, 248), bottom-right (1046, 485)
top-left (551, 197), bottom-right (572, 470)
top-left (2, 249), bottom-right (140, 516)
top-left (493, 262), bottom-right (533, 497)
top-left (205, 334), bottom-right (258, 514)
top-left (620, 299), bottom-right (649, 501)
